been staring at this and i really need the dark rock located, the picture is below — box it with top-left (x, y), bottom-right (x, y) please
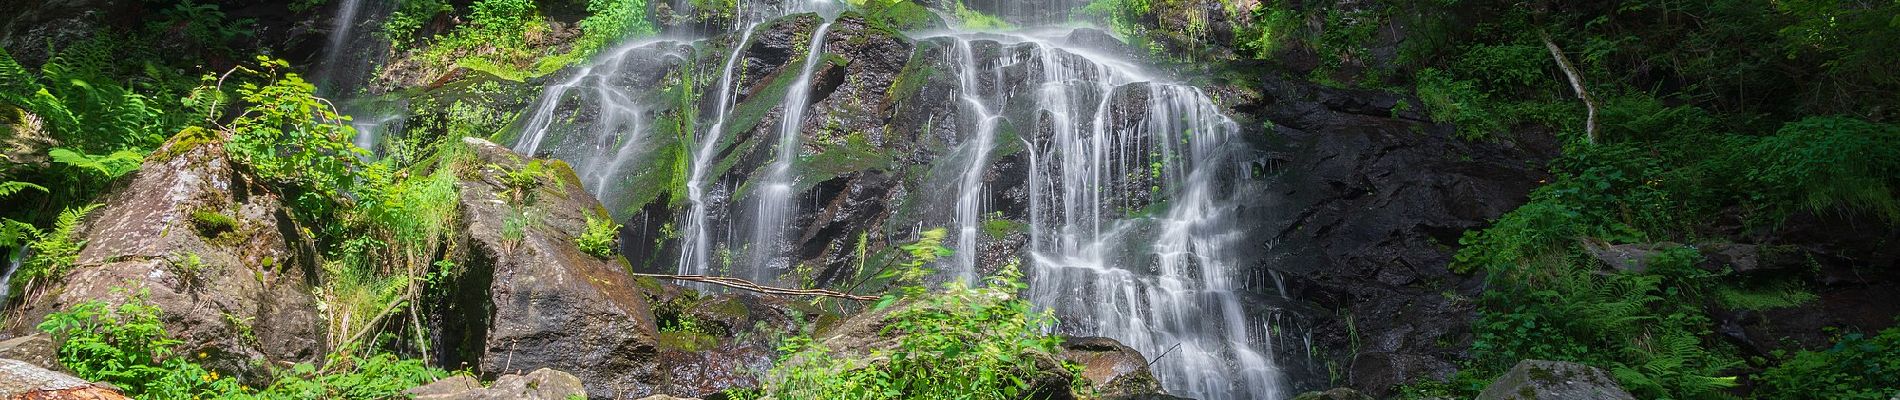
top-left (1064, 28), bottom-right (1137, 59)
top-left (1582, 241), bottom-right (1682, 273)
top-left (407, 369), bottom-right (586, 400)
top-left (638, 282), bottom-right (820, 397)
top-left (1475, 360), bottom-right (1635, 400)
top-left (0, 358), bottom-right (129, 400)
top-left (1291, 387), bottom-right (1376, 400)
top-left (1243, 76), bottom-right (1560, 395)
top-left (10, 133), bottom-right (326, 385)
top-left (433, 138), bottom-right (659, 399)
top-left (1056, 337), bottom-right (1165, 399)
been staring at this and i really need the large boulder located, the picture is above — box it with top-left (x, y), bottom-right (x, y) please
top-left (9, 133), bottom-right (326, 384)
top-left (0, 358), bottom-right (130, 400)
top-left (1475, 360), bottom-right (1635, 400)
top-left (427, 137), bottom-right (659, 399)
top-left (406, 369), bottom-right (586, 400)
top-left (1055, 337), bottom-right (1164, 399)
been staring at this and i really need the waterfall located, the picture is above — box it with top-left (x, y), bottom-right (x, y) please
top-left (926, 29), bottom-right (1289, 399)
top-left (747, 21), bottom-right (833, 283)
top-left (512, 38), bottom-right (689, 213)
top-left (948, 38), bottom-right (1010, 282)
top-left (0, 245), bottom-right (23, 303)
top-left (679, 19), bottom-right (763, 277)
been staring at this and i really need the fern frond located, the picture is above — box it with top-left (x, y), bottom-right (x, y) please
top-left (0, 218), bottom-right (40, 248)
top-left (0, 181), bottom-right (48, 198)
top-left (50, 148), bottom-right (144, 179)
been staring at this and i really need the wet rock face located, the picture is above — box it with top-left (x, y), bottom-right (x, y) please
top-left (10, 136), bottom-right (326, 385)
top-left (1055, 337), bottom-right (1165, 398)
top-left (1239, 77), bottom-right (1558, 395)
top-left (1475, 360), bottom-right (1635, 400)
top-left (636, 282), bottom-right (818, 397)
top-left (440, 138), bottom-right (659, 399)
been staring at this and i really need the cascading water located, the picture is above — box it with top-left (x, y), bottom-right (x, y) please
top-left (947, 38), bottom-right (1010, 282)
top-left (503, 2), bottom-right (1295, 397)
top-left (747, 21), bottom-right (833, 283)
top-left (513, 38), bottom-right (689, 211)
top-left (0, 245), bottom-right (23, 303)
top-left (925, 28), bottom-right (1289, 399)
top-left (679, 17), bottom-right (763, 277)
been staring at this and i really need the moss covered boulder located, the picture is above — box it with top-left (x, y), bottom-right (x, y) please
top-left (429, 137), bottom-right (659, 399)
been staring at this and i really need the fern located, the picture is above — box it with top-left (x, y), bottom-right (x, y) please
top-left (49, 148), bottom-right (143, 179)
top-left (0, 218), bottom-right (39, 248)
top-left (19, 204), bottom-right (102, 286)
top-left (0, 181), bottom-right (48, 198)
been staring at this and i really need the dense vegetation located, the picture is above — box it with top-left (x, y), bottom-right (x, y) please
top-left (1085, 0), bottom-right (1900, 398)
top-left (2, 0), bottom-right (1896, 398)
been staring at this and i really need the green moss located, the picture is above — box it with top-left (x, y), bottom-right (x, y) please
top-left (791, 131), bottom-right (894, 192)
top-left (151, 127), bottom-right (220, 162)
top-left (980, 216), bottom-right (1023, 239)
top-left (853, 0), bottom-right (940, 32)
top-left (189, 209), bottom-right (237, 239)
top-left (656, 330), bottom-right (718, 352)
top-left (886, 45), bottom-right (936, 104)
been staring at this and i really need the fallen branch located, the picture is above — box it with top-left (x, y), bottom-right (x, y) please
top-left (1540, 30), bottom-right (1598, 145)
top-left (632, 273), bottom-right (879, 301)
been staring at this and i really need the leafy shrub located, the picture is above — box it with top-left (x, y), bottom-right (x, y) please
top-left (227, 57), bottom-right (367, 201)
top-left (39, 290), bottom-right (245, 398)
top-left (578, 215), bottom-right (622, 258)
top-left (764, 264), bottom-right (1079, 400)
top-left (39, 291), bottom-right (448, 400)
top-left (1736, 116), bottom-right (1900, 223)
top-left (1755, 324), bottom-right (1900, 400)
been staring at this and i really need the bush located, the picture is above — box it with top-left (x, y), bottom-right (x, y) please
top-left (1755, 324), bottom-right (1900, 400)
top-left (763, 264), bottom-right (1079, 400)
top-left (1736, 116), bottom-right (1900, 223)
top-left (38, 289), bottom-right (447, 400)
top-left (227, 57), bottom-right (366, 202)
top-left (578, 215), bottom-right (621, 258)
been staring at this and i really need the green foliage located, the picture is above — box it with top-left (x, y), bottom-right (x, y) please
top-left (854, 0), bottom-right (939, 31)
top-left (383, 0), bottom-right (451, 43)
top-left (15, 204), bottom-right (101, 291)
top-left (1755, 324), bottom-right (1900, 400)
top-left (38, 290), bottom-right (241, 398)
top-left (578, 215), bottom-right (622, 258)
top-left (765, 263), bottom-right (1078, 400)
top-left (953, 1), bottom-right (1012, 30)
top-left (39, 291), bottom-right (447, 400)
top-left (48, 148), bottom-right (144, 180)
top-left (1734, 116), bottom-right (1900, 223)
top-left (409, 0), bottom-right (654, 81)
top-left (150, 0), bottom-right (256, 55)
top-left (227, 57), bottom-right (366, 202)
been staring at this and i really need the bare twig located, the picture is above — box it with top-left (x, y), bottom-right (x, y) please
top-left (1540, 30), bottom-right (1598, 145)
top-left (632, 273), bottom-right (879, 301)
top-left (1145, 342), bottom-right (1184, 368)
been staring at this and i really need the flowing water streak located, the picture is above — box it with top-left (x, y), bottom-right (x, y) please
top-left (747, 21), bottom-right (833, 282)
top-left (0, 245), bottom-right (23, 302)
top-left (679, 19), bottom-right (763, 277)
top-left (513, 39), bottom-right (680, 199)
top-left (948, 38), bottom-right (1009, 282)
top-left (930, 30), bottom-right (1288, 399)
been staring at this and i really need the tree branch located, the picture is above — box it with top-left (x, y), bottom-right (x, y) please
top-left (1540, 30), bottom-right (1599, 145)
top-left (632, 273), bottom-right (879, 301)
